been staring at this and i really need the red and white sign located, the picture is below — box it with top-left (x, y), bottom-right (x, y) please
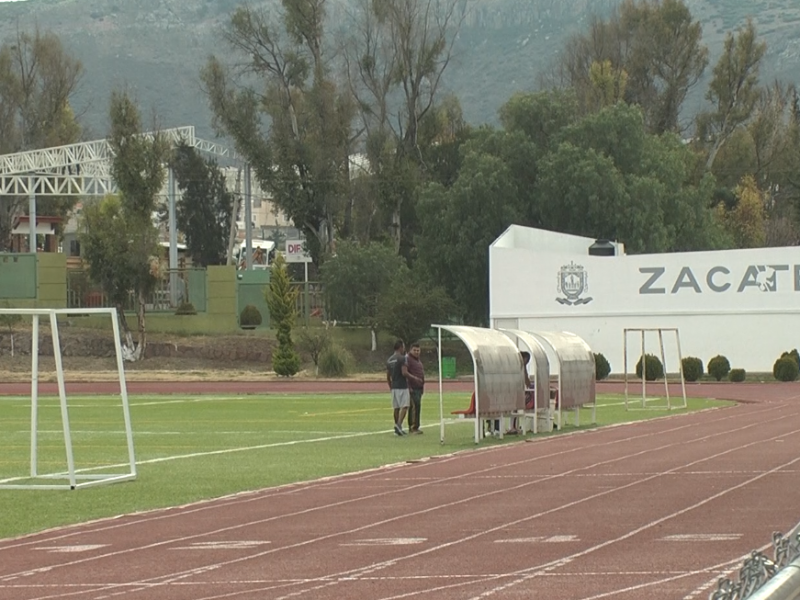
top-left (285, 239), bottom-right (311, 263)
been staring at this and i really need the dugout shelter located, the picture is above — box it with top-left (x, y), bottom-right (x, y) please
top-left (434, 325), bottom-right (524, 444)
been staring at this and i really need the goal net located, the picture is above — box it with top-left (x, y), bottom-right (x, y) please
top-left (622, 328), bottom-right (687, 411)
top-left (0, 308), bottom-right (136, 490)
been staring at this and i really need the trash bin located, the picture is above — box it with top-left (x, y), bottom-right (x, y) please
top-left (441, 357), bottom-right (456, 379)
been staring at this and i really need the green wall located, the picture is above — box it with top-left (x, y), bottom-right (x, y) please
top-left (36, 253), bottom-right (67, 307)
top-left (236, 269), bottom-right (270, 329)
top-left (0, 253), bottom-right (36, 299)
top-left (0, 253), bottom-right (65, 307)
top-left (0, 255), bottom-right (251, 335)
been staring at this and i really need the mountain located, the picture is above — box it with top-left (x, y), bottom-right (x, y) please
top-left (1, 0), bottom-right (799, 140)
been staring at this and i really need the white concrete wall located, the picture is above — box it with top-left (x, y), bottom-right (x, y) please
top-left (490, 231), bottom-right (800, 373)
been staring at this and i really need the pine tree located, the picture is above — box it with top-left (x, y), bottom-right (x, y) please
top-left (265, 252), bottom-right (301, 376)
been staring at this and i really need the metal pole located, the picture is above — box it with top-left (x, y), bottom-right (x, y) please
top-left (304, 260), bottom-right (309, 326)
top-left (30, 315), bottom-right (39, 477)
top-left (168, 168), bottom-right (179, 306)
top-left (28, 176), bottom-right (36, 253)
top-left (438, 327), bottom-right (444, 444)
top-left (244, 163), bottom-right (252, 271)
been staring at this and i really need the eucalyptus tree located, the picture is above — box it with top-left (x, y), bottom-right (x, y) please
top-left (545, 0), bottom-right (708, 134)
top-left (697, 18), bottom-right (766, 170)
top-left (0, 27), bottom-right (83, 250)
top-left (80, 91), bottom-right (170, 361)
top-left (201, 0), bottom-right (354, 265)
top-left (345, 0), bottom-right (468, 255)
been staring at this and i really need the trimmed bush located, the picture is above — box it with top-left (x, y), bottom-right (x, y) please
top-left (681, 356), bottom-right (704, 382)
top-left (239, 304), bottom-right (262, 327)
top-left (781, 349), bottom-right (800, 369)
top-left (594, 352), bottom-right (611, 380)
top-left (635, 353), bottom-right (664, 381)
top-left (773, 356), bottom-right (799, 382)
top-left (707, 355), bottom-right (731, 381)
top-left (728, 368), bottom-right (746, 382)
top-left (174, 301), bottom-right (197, 316)
top-left (318, 345), bottom-right (354, 377)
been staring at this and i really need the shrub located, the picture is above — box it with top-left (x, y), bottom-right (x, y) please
top-left (265, 253), bottom-right (300, 377)
top-left (707, 355), bottom-right (731, 381)
top-left (594, 352), bottom-right (611, 380)
top-left (681, 357), bottom-right (704, 382)
top-left (635, 353), bottom-right (663, 381)
top-left (174, 301), bottom-right (197, 316)
top-left (239, 304), bottom-right (262, 327)
top-left (773, 356), bottom-right (799, 382)
top-left (781, 349), bottom-right (800, 369)
top-left (297, 327), bottom-right (332, 374)
top-left (729, 368), bottom-right (746, 382)
top-left (318, 344), bottom-right (354, 377)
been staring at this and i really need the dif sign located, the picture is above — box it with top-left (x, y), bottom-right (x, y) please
top-left (285, 239), bottom-right (311, 263)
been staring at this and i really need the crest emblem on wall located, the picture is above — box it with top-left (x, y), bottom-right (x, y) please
top-left (557, 262), bottom-right (593, 305)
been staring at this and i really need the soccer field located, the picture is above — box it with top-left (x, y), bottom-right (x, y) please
top-left (0, 392), bottom-right (730, 539)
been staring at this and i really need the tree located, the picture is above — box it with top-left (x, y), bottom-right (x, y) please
top-left (545, 0), bottom-right (707, 134)
top-left (170, 142), bottom-right (234, 266)
top-left (201, 1), bottom-right (354, 264)
top-left (80, 195), bottom-right (161, 361)
top-left (538, 103), bottom-right (725, 253)
top-left (296, 326), bottom-right (331, 376)
top-left (378, 269), bottom-right (456, 345)
top-left (80, 91), bottom-right (170, 361)
top-left (716, 175), bottom-right (767, 248)
top-left (320, 240), bottom-right (405, 349)
top-left (698, 18), bottom-right (766, 170)
top-left (0, 301), bottom-right (22, 357)
top-left (0, 27), bottom-right (83, 250)
top-left (417, 151), bottom-right (524, 324)
top-left (346, 0), bottom-right (468, 254)
top-left (265, 252), bottom-right (301, 376)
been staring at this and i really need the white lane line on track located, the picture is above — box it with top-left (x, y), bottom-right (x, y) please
top-left (1, 405), bottom-right (793, 600)
top-left (0, 403), bottom-right (785, 600)
top-left (660, 533), bottom-right (742, 542)
top-left (7, 406), bottom-right (795, 600)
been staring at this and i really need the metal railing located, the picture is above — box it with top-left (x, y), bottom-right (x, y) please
top-left (709, 521), bottom-right (800, 599)
top-left (290, 281), bottom-right (325, 322)
top-left (66, 269), bottom-right (200, 312)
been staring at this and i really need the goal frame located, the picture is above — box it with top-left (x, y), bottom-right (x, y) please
top-left (0, 307), bottom-right (136, 490)
top-left (623, 327), bottom-right (687, 411)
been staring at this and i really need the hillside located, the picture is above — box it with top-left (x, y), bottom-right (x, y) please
top-left (0, 0), bottom-right (798, 139)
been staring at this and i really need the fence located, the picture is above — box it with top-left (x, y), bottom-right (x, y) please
top-left (63, 268), bottom-right (324, 325)
top-left (293, 282), bottom-right (325, 322)
top-left (708, 519), bottom-right (800, 599)
top-left (66, 269), bottom-right (207, 313)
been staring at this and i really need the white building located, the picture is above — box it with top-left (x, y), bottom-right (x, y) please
top-left (489, 225), bottom-right (800, 373)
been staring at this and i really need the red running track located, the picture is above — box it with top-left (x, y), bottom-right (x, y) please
top-left (0, 381), bottom-right (799, 599)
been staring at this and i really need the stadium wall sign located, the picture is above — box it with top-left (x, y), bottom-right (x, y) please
top-left (488, 225), bottom-right (800, 372)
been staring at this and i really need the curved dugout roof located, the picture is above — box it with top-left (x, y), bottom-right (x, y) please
top-left (530, 331), bottom-right (595, 410)
top-left (437, 325), bottom-right (524, 414)
top-left (499, 329), bottom-right (550, 409)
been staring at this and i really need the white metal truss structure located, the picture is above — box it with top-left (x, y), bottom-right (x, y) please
top-left (0, 126), bottom-right (241, 196)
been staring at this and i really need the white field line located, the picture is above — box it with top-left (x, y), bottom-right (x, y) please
top-left (2, 405), bottom-right (795, 600)
top-left (0, 401), bottom-right (777, 555)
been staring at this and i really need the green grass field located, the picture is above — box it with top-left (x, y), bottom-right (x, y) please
top-left (0, 392), bottom-right (732, 540)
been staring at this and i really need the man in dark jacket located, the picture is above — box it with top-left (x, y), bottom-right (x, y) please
top-left (387, 339), bottom-right (422, 436)
top-left (406, 342), bottom-right (425, 434)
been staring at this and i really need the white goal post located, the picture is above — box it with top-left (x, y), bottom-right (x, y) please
top-left (0, 307), bottom-right (136, 490)
top-left (623, 328), bottom-right (687, 411)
